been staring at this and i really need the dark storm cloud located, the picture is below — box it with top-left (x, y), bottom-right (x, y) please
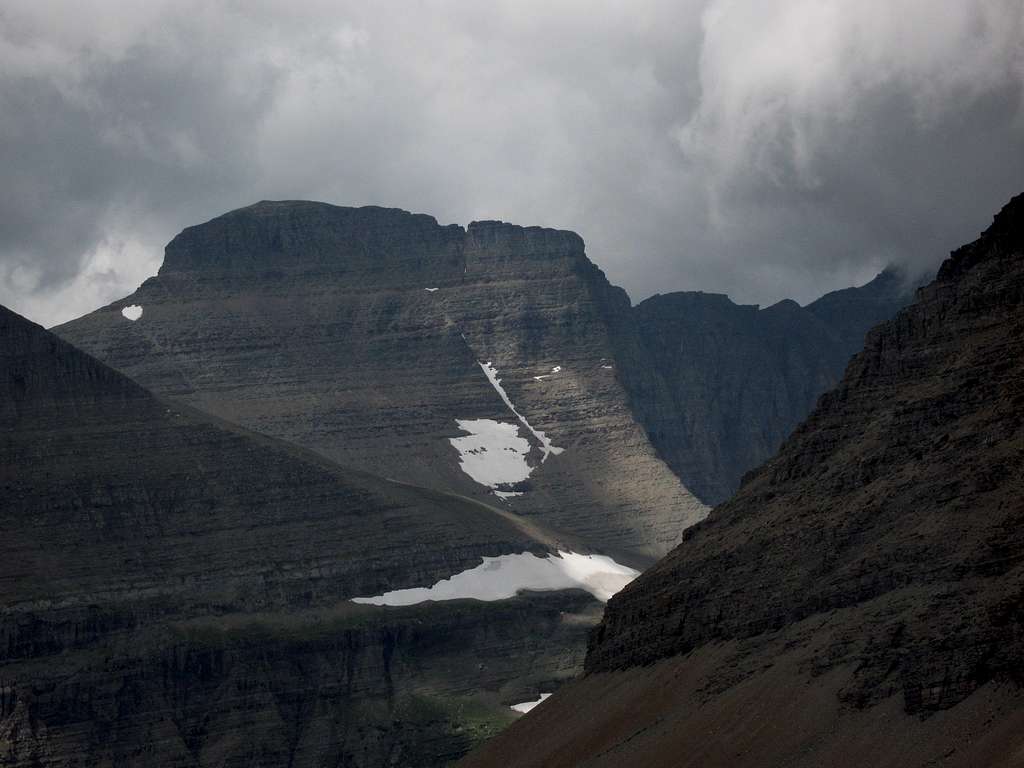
top-left (1, 0), bottom-right (1022, 326)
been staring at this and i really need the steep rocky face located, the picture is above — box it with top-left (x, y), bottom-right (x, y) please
top-left (0, 304), bottom-right (602, 766)
top-left (460, 195), bottom-right (1024, 767)
top-left (629, 268), bottom-right (914, 504)
top-left (56, 201), bottom-right (707, 562)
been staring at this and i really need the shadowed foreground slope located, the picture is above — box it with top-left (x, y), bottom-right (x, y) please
top-left (0, 305), bottom-right (601, 767)
top-left (461, 195), bottom-right (1024, 767)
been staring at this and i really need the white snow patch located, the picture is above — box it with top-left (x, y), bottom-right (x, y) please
top-left (121, 305), bottom-right (143, 321)
top-left (351, 550), bottom-right (639, 606)
top-left (449, 419), bottom-right (532, 490)
top-left (551, 366), bottom-right (562, 373)
top-left (532, 375), bottom-right (549, 381)
top-left (494, 490), bottom-right (523, 500)
top-left (601, 365), bottom-right (613, 369)
top-left (479, 361), bottom-right (564, 459)
top-left (510, 693), bottom-right (551, 713)
top-left (424, 287), bottom-right (439, 292)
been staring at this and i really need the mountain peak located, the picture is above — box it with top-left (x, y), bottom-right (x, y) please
top-left (938, 191), bottom-right (1024, 283)
top-left (160, 200), bottom-right (461, 276)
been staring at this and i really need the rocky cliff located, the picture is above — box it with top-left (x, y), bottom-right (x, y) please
top-left (629, 268), bottom-right (914, 503)
top-left (0, 304), bottom-right (603, 766)
top-left (460, 195), bottom-right (1024, 767)
top-left (55, 202), bottom-right (707, 562)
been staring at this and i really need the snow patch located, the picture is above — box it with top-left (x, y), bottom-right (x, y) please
top-left (511, 693), bottom-right (551, 713)
top-left (351, 550), bottom-right (639, 606)
top-left (532, 375), bottom-right (549, 381)
top-left (424, 287), bottom-right (439, 292)
top-left (449, 419), bottom-right (532, 490)
top-left (121, 305), bottom-right (143, 321)
top-left (479, 361), bottom-right (564, 460)
top-left (494, 490), bottom-right (523, 500)
top-left (601, 365), bottom-right (613, 369)
top-left (550, 366), bottom-right (562, 373)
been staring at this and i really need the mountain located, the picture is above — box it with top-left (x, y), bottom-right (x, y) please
top-left (627, 268), bottom-right (915, 503)
top-left (54, 201), bottom-right (915, 542)
top-left (459, 195), bottom-right (1024, 767)
top-left (0, 304), bottom-right (609, 766)
top-left (55, 201), bottom-right (707, 563)
top-left (35, 200), bottom-right (920, 764)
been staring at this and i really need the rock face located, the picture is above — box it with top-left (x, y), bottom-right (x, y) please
top-left (0, 304), bottom-right (602, 767)
top-left (55, 201), bottom-right (707, 562)
top-left (459, 195), bottom-right (1024, 767)
top-left (629, 268), bottom-right (914, 503)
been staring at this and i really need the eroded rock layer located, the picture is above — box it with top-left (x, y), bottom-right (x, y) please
top-left (460, 195), bottom-right (1024, 767)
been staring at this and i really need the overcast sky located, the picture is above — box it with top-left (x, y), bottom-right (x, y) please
top-left (2, 0), bottom-right (1022, 327)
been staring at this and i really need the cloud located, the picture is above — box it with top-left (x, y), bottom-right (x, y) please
top-left (0, 0), bottom-right (1021, 326)
top-left (674, 0), bottom-right (1024, 296)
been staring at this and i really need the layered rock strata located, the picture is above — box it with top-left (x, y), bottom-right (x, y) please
top-left (0, 304), bottom-right (601, 766)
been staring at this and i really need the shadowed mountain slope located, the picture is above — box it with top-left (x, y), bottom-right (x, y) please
top-left (460, 194), bottom-right (1024, 767)
top-left (629, 268), bottom-right (915, 503)
top-left (0, 304), bottom-right (603, 767)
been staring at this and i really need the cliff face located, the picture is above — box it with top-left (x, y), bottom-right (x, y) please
top-left (460, 196), bottom-right (1024, 767)
top-left (0, 304), bottom-right (600, 767)
top-left (55, 202), bottom-right (707, 562)
top-left (1, 593), bottom-right (598, 768)
top-left (629, 268), bottom-right (914, 503)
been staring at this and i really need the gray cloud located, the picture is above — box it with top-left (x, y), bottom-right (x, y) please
top-left (1, 0), bottom-right (1022, 326)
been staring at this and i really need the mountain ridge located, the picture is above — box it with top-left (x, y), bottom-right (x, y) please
top-left (627, 265), bottom-right (916, 502)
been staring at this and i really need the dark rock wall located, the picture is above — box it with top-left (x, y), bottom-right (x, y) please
top-left (587, 194), bottom-right (1024, 717)
top-left (629, 269), bottom-right (914, 503)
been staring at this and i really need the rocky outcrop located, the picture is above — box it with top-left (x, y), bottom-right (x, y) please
top-left (460, 195), bottom-right (1024, 767)
top-left (629, 268), bottom-right (914, 503)
top-left (0, 304), bottom-right (601, 766)
top-left (55, 202), bottom-right (707, 562)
